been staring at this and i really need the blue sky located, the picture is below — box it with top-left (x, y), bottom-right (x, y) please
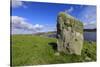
top-left (11, 0), bottom-right (96, 34)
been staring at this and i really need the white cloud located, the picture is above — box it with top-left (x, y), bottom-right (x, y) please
top-left (33, 24), bottom-right (44, 30)
top-left (11, 16), bottom-right (44, 34)
top-left (11, 0), bottom-right (23, 8)
top-left (11, 0), bottom-right (27, 8)
top-left (84, 21), bottom-right (96, 29)
top-left (11, 16), bottom-right (56, 34)
top-left (79, 6), bottom-right (96, 29)
top-left (65, 7), bottom-right (74, 13)
top-left (68, 7), bottom-right (73, 13)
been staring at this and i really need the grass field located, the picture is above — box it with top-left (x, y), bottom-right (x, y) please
top-left (11, 35), bottom-right (96, 66)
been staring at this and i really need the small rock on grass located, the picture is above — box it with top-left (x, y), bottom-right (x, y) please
top-left (85, 57), bottom-right (91, 61)
top-left (54, 52), bottom-right (60, 56)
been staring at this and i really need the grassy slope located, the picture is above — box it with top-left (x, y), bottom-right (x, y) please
top-left (12, 35), bottom-right (96, 66)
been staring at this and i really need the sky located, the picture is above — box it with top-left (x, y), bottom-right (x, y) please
top-left (11, 0), bottom-right (96, 34)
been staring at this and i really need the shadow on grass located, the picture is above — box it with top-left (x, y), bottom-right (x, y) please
top-left (48, 42), bottom-right (57, 51)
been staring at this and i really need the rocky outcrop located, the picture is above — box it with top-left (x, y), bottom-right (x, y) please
top-left (57, 12), bottom-right (83, 55)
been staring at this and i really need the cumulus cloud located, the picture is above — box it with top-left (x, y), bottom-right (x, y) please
top-left (11, 16), bottom-right (44, 33)
top-left (11, 16), bottom-right (56, 34)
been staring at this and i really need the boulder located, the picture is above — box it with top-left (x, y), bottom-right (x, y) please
top-left (57, 12), bottom-right (83, 55)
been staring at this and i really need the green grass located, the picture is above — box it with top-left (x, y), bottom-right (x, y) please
top-left (11, 35), bottom-right (96, 66)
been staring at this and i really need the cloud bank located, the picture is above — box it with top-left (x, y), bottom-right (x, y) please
top-left (11, 16), bottom-right (44, 34)
top-left (11, 16), bottom-right (55, 34)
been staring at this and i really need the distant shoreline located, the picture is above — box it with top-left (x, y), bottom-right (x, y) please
top-left (11, 28), bottom-right (96, 35)
top-left (84, 29), bottom-right (96, 32)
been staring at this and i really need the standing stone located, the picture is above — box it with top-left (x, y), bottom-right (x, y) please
top-left (57, 12), bottom-right (83, 55)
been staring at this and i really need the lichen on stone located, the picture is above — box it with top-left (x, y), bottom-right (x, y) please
top-left (57, 12), bottom-right (84, 55)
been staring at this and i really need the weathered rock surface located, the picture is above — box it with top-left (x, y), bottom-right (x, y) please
top-left (57, 12), bottom-right (83, 55)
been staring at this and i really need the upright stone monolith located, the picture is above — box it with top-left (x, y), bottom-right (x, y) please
top-left (57, 12), bottom-right (83, 55)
